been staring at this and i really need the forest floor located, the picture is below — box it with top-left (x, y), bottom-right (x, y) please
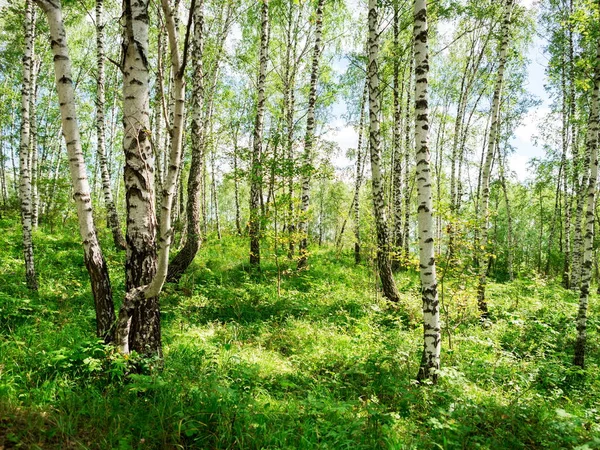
top-left (1, 214), bottom-right (600, 449)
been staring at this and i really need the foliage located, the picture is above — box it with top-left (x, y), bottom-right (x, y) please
top-left (0, 215), bottom-right (599, 449)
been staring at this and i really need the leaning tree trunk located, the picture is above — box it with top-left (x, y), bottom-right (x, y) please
top-left (413, 0), bottom-right (440, 383)
top-left (297, 0), bottom-right (325, 269)
top-left (96, 0), bottom-right (126, 250)
top-left (573, 39), bottom-right (600, 369)
top-left (249, 0), bottom-right (270, 267)
top-left (167, 0), bottom-right (204, 282)
top-left (19, 0), bottom-right (38, 291)
top-left (34, 0), bottom-right (115, 341)
top-left (116, 0), bottom-right (191, 354)
top-left (476, 0), bottom-right (513, 318)
top-left (367, 0), bottom-right (401, 302)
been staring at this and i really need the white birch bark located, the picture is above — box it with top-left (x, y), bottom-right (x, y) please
top-left (96, 0), bottom-right (126, 250)
top-left (249, 0), bottom-right (270, 267)
top-left (413, 0), bottom-right (440, 382)
top-left (476, 0), bottom-right (514, 317)
top-left (573, 40), bottom-right (600, 368)
top-left (34, 0), bottom-right (115, 341)
top-left (368, 0), bottom-right (401, 302)
top-left (19, 0), bottom-right (37, 290)
top-left (116, 0), bottom-right (190, 354)
top-left (297, 0), bottom-right (325, 269)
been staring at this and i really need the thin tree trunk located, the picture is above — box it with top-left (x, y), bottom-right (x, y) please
top-left (34, 0), bottom-right (115, 341)
top-left (499, 144), bottom-right (514, 280)
top-left (368, 0), bottom-right (401, 302)
top-left (392, 0), bottom-right (404, 271)
top-left (30, 58), bottom-right (40, 228)
top-left (573, 39), bottom-right (600, 369)
top-left (249, 0), bottom-right (270, 267)
top-left (19, 0), bottom-right (37, 290)
top-left (210, 141), bottom-right (221, 240)
top-left (96, 0), bottom-right (126, 250)
top-left (403, 47), bottom-right (414, 266)
top-left (413, 0), bottom-right (440, 382)
top-left (297, 0), bottom-right (325, 269)
top-left (167, 0), bottom-right (204, 281)
top-left (354, 81), bottom-right (369, 265)
top-left (476, 0), bottom-right (513, 317)
top-left (233, 135), bottom-right (242, 236)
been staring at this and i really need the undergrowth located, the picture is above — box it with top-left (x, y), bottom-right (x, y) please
top-left (0, 215), bottom-right (599, 449)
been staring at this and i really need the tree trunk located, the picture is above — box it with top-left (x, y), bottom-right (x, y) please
top-left (34, 0), bottom-right (115, 341)
top-left (30, 57), bottom-right (40, 229)
top-left (413, 0), bottom-right (440, 382)
top-left (167, 0), bottom-right (204, 282)
top-left (116, 0), bottom-right (190, 354)
top-left (403, 47), bottom-right (414, 266)
top-left (96, 0), bottom-right (126, 250)
top-left (354, 82), bottom-right (368, 265)
top-left (391, 0), bottom-right (404, 271)
top-left (249, 0), bottom-right (270, 267)
top-left (368, 0), bottom-right (401, 302)
top-left (573, 39), bottom-right (600, 369)
top-left (297, 0), bottom-right (325, 269)
top-left (120, 0), bottom-right (160, 355)
top-left (19, 0), bottom-right (38, 291)
top-left (476, 0), bottom-right (513, 317)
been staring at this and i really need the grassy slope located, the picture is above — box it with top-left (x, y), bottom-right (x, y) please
top-left (0, 215), bottom-right (599, 449)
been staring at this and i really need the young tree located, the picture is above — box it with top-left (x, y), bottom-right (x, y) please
top-left (167, 0), bottom-right (204, 282)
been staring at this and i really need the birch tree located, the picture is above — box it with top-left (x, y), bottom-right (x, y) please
top-left (413, 0), bottom-right (440, 382)
top-left (33, 0), bottom-right (115, 341)
top-left (297, 0), bottom-right (325, 269)
top-left (249, 0), bottom-right (270, 267)
top-left (573, 38), bottom-right (600, 368)
top-left (95, 0), bottom-right (126, 250)
top-left (19, 0), bottom-right (37, 290)
top-left (116, 0), bottom-right (192, 354)
top-left (367, 0), bottom-right (401, 302)
top-left (476, 0), bottom-right (514, 317)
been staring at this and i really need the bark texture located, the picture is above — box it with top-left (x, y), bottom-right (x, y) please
top-left (167, 0), bottom-right (204, 282)
top-left (413, 0), bottom-right (440, 382)
top-left (476, 0), bottom-right (513, 317)
top-left (121, 0), bottom-right (160, 355)
top-left (573, 39), bottom-right (600, 369)
top-left (96, 0), bottom-right (126, 250)
top-left (297, 0), bottom-right (325, 269)
top-left (116, 0), bottom-right (190, 354)
top-left (19, 0), bottom-right (38, 291)
top-left (367, 0), bottom-right (401, 302)
top-left (249, 0), bottom-right (270, 267)
top-left (35, 0), bottom-right (115, 341)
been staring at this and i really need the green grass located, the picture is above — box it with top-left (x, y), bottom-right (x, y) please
top-left (1, 214), bottom-right (599, 449)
